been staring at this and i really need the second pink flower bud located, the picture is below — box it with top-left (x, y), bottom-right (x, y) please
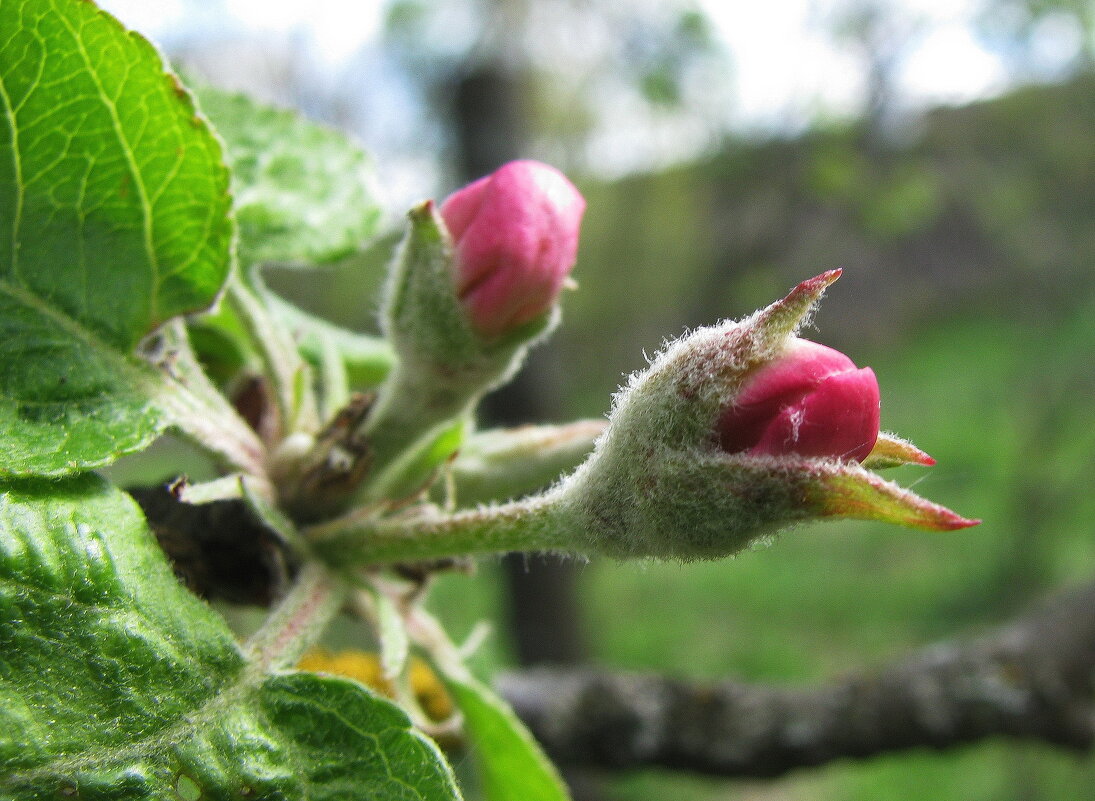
top-left (440, 160), bottom-right (586, 339)
top-left (718, 339), bottom-right (881, 462)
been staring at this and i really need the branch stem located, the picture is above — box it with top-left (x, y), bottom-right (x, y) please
top-left (307, 490), bottom-right (574, 566)
top-left (151, 320), bottom-right (269, 486)
top-left (497, 580), bottom-right (1095, 777)
top-left (244, 561), bottom-right (348, 672)
top-left (228, 279), bottom-right (319, 436)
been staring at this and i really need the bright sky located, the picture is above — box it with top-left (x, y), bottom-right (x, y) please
top-left (96, 0), bottom-right (1046, 199)
top-left (99, 0), bottom-right (386, 66)
top-left (100, 0), bottom-right (1011, 119)
top-left (698, 0), bottom-right (1008, 123)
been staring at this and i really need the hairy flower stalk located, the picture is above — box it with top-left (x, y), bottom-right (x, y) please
top-left (441, 420), bottom-right (607, 506)
top-left (310, 271), bottom-right (976, 567)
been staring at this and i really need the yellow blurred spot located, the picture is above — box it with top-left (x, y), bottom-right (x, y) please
top-left (298, 649), bottom-right (384, 687)
top-left (298, 649), bottom-right (453, 721)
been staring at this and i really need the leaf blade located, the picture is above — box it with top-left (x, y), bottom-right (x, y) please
top-left (193, 83), bottom-right (384, 269)
top-left (446, 676), bottom-right (571, 801)
top-left (0, 0), bottom-right (235, 474)
top-left (0, 475), bottom-right (463, 800)
top-left (1, 0), bottom-right (233, 345)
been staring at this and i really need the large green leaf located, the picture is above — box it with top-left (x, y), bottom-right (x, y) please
top-left (0, 296), bottom-right (168, 474)
top-left (0, 475), bottom-right (463, 800)
top-left (193, 84), bottom-right (385, 269)
top-left (0, 0), bottom-right (234, 474)
top-left (446, 676), bottom-right (571, 801)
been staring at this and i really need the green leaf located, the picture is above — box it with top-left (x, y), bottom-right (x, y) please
top-left (267, 290), bottom-right (395, 388)
top-left (0, 0), bottom-right (233, 345)
top-left (444, 421), bottom-right (605, 506)
top-left (193, 84), bottom-right (385, 269)
top-left (187, 301), bottom-right (259, 385)
top-left (368, 415), bottom-right (470, 503)
top-left (0, 475), bottom-right (463, 800)
top-left (445, 676), bottom-right (571, 801)
top-left (0, 300), bottom-right (168, 474)
top-left (359, 583), bottom-right (410, 682)
top-left (0, 0), bottom-right (234, 474)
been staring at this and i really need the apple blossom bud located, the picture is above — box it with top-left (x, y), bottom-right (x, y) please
top-left (717, 338), bottom-right (880, 462)
top-left (440, 160), bottom-right (585, 339)
top-left (360, 163), bottom-right (583, 502)
top-left (555, 271), bottom-right (977, 560)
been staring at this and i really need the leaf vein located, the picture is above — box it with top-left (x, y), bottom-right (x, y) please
top-left (0, 49), bottom-right (26, 283)
top-left (54, 8), bottom-right (160, 326)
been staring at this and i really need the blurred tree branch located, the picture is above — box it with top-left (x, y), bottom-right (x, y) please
top-left (497, 580), bottom-right (1095, 777)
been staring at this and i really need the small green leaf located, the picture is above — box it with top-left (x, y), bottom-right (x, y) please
top-left (187, 301), bottom-right (259, 385)
top-left (0, 0), bottom-right (234, 474)
top-left (445, 676), bottom-right (571, 801)
top-left (0, 475), bottom-right (463, 800)
top-left (239, 473), bottom-right (311, 557)
top-left (369, 416), bottom-right (470, 502)
top-left (361, 584), bottom-right (410, 681)
top-left (193, 84), bottom-right (385, 268)
top-left (267, 290), bottom-right (395, 388)
top-left (445, 421), bottom-right (605, 506)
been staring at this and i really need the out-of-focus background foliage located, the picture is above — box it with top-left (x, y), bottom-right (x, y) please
top-left (102, 0), bottom-right (1095, 798)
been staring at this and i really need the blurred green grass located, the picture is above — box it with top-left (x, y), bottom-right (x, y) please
top-left (427, 303), bottom-right (1095, 800)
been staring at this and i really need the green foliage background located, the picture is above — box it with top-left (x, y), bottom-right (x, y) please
top-left (421, 75), bottom-right (1095, 801)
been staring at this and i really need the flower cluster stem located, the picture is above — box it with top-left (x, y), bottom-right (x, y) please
top-left (150, 320), bottom-right (270, 488)
top-left (357, 358), bottom-right (479, 499)
top-left (243, 561), bottom-right (349, 673)
top-left (307, 491), bottom-right (573, 566)
top-left (228, 279), bottom-right (319, 436)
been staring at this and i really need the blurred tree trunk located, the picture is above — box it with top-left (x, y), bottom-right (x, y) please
top-left (446, 37), bottom-right (598, 801)
top-left (448, 50), bottom-right (588, 668)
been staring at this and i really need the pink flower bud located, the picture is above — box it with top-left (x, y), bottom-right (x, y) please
top-left (718, 339), bottom-right (880, 462)
top-left (440, 160), bottom-right (585, 339)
